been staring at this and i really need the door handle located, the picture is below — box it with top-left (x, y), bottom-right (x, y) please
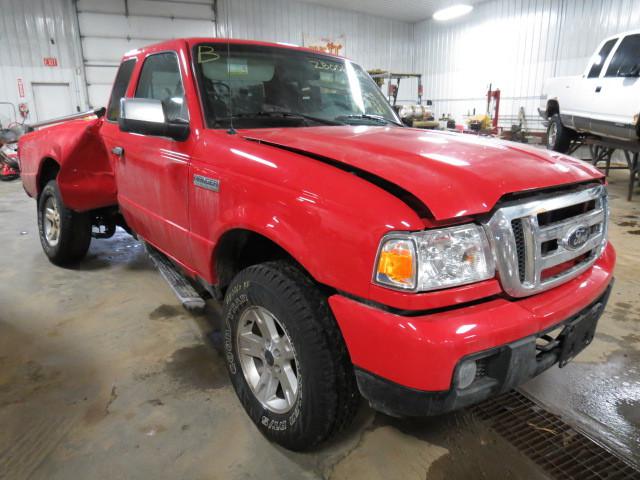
top-left (112, 146), bottom-right (124, 156)
top-left (595, 86), bottom-right (602, 93)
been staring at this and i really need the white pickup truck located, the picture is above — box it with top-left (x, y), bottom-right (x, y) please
top-left (540, 30), bottom-right (640, 152)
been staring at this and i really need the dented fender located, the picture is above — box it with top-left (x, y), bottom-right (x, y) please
top-left (19, 118), bottom-right (115, 211)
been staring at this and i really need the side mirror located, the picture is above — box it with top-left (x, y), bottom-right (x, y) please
top-left (619, 64), bottom-right (640, 77)
top-left (118, 98), bottom-right (189, 141)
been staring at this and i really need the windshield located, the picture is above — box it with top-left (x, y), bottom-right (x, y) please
top-left (193, 43), bottom-right (401, 129)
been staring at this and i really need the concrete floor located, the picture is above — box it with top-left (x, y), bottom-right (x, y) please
top-left (0, 170), bottom-right (638, 480)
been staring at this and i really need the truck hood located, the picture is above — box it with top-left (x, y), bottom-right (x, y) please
top-left (244, 126), bottom-right (602, 220)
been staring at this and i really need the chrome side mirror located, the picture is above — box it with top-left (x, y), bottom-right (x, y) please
top-left (118, 98), bottom-right (189, 141)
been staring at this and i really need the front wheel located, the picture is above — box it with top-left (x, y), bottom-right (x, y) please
top-left (38, 180), bottom-right (92, 266)
top-left (547, 113), bottom-right (575, 153)
top-left (223, 261), bottom-right (359, 451)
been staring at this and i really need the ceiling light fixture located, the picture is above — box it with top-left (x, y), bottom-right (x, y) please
top-left (433, 4), bottom-right (473, 21)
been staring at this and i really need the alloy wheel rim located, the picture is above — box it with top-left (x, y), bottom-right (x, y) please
top-left (43, 196), bottom-right (61, 247)
top-left (236, 306), bottom-right (299, 414)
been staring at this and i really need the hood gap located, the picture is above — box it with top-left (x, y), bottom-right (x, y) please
top-left (243, 136), bottom-right (432, 221)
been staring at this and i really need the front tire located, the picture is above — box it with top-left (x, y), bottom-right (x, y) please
top-left (37, 180), bottom-right (92, 266)
top-left (547, 113), bottom-right (575, 153)
top-left (223, 261), bottom-right (359, 450)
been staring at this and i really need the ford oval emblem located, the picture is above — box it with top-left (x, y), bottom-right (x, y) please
top-left (565, 225), bottom-right (590, 250)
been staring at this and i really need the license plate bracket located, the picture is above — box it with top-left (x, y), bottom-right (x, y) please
top-left (557, 303), bottom-right (602, 368)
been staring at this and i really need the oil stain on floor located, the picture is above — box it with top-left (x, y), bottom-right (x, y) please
top-left (163, 345), bottom-right (229, 391)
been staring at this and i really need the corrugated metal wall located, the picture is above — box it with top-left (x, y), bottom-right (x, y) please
top-left (217, 0), bottom-right (418, 100)
top-left (6, 0), bottom-right (637, 125)
top-left (0, 0), bottom-right (86, 125)
top-left (220, 0), bottom-right (413, 75)
top-left (413, 0), bottom-right (640, 130)
top-left (218, 0), bottom-right (414, 72)
top-left (0, 0), bottom-right (416, 118)
top-left (75, 0), bottom-right (417, 107)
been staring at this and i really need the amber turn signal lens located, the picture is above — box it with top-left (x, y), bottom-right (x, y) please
top-left (375, 239), bottom-right (416, 289)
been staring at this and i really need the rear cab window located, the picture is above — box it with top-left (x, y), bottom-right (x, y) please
top-left (106, 59), bottom-right (137, 121)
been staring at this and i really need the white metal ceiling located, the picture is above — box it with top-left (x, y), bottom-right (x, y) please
top-left (293, 0), bottom-right (485, 22)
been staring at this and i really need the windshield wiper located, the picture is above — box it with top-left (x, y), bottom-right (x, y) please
top-left (335, 114), bottom-right (403, 126)
top-left (232, 111), bottom-right (343, 126)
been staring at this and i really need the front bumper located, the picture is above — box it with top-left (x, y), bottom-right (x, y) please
top-left (356, 284), bottom-right (611, 417)
top-left (329, 242), bottom-right (615, 416)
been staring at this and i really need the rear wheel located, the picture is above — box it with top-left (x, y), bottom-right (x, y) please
top-left (223, 261), bottom-right (359, 450)
top-left (38, 180), bottom-right (91, 266)
top-left (547, 113), bottom-right (575, 153)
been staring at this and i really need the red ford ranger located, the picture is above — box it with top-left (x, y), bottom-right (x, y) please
top-left (18, 38), bottom-right (615, 450)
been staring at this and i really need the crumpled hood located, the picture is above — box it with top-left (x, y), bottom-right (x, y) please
top-left (244, 126), bottom-right (602, 220)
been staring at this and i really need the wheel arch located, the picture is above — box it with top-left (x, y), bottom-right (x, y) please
top-left (212, 227), bottom-right (325, 294)
top-left (546, 99), bottom-right (560, 118)
top-left (37, 157), bottom-right (61, 196)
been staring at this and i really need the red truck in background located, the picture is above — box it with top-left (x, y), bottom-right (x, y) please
top-left (18, 38), bottom-right (615, 450)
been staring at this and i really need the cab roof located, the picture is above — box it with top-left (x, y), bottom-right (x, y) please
top-left (122, 37), bottom-right (345, 61)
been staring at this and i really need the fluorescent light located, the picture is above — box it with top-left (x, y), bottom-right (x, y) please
top-left (433, 4), bottom-right (473, 21)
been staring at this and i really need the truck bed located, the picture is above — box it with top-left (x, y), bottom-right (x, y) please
top-left (19, 118), bottom-right (116, 211)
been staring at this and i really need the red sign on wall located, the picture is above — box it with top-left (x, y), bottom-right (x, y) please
top-left (43, 57), bottom-right (58, 67)
top-left (17, 78), bottom-right (25, 98)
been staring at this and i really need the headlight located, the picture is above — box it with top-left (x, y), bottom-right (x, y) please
top-left (374, 224), bottom-right (495, 291)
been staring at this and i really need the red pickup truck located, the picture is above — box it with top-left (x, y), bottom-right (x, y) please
top-left (18, 38), bottom-right (615, 450)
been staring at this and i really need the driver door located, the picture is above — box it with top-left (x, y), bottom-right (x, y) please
top-left (564, 37), bottom-right (617, 132)
top-left (105, 51), bottom-right (195, 267)
top-left (593, 34), bottom-right (640, 140)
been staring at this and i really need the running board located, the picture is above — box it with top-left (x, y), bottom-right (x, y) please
top-left (145, 245), bottom-right (206, 312)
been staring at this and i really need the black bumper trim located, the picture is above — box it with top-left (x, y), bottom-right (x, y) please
top-left (356, 282), bottom-right (613, 418)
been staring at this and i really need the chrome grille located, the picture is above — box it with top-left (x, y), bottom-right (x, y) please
top-left (485, 185), bottom-right (608, 298)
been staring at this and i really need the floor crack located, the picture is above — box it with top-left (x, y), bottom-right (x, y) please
top-left (105, 385), bottom-right (118, 414)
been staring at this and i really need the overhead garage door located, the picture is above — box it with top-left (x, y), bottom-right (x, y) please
top-left (76, 0), bottom-right (217, 108)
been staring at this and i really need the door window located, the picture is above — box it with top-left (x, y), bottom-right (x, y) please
top-left (605, 34), bottom-right (640, 77)
top-left (106, 59), bottom-right (136, 121)
top-left (587, 39), bottom-right (617, 78)
top-left (135, 53), bottom-right (189, 122)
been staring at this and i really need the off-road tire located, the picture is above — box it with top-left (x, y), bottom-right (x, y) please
top-left (37, 180), bottom-right (91, 266)
top-left (547, 113), bottom-right (575, 153)
top-left (223, 261), bottom-right (359, 451)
